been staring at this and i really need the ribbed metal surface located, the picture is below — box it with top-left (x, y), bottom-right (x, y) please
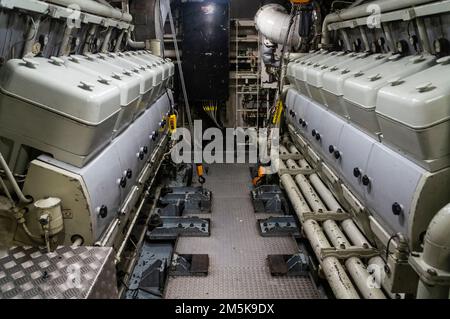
top-left (164, 164), bottom-right (319, 299)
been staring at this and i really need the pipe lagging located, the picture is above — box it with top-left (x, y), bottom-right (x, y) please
top-left (279, 146), bottom-right (359, 298)
top-left (281, 144), bottom-right (386, 299)
top-left (303, 219), bottom-right (360, 299)
top-left (44, 0), bottom-right (132, 22)
top-left (255, 4), bottom-right (300, 48)
top-left (321, 0), bottom-right (436, 47)
top-left (0, 153), bottom-right (31, 204)
top-left (126, 32), bottom-right (146, 49)
top-left (286, 143), bottom-right (371, 248)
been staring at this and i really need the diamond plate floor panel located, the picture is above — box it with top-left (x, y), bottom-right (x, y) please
top-left (164, 164), bottom-right (319, 299)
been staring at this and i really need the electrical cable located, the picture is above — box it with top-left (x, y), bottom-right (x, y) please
top-left (167, 3), bottom-right (193, 132)
top-left (267, 5), bottom-right (299, 126)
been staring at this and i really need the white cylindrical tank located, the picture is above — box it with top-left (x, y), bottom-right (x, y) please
top-left (34, 197), bottom-right (64, 236)
top-left (255, 4), bottom-right (300, 49)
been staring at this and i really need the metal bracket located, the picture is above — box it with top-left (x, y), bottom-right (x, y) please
top-left (159, 187), bottom-right (212, 214)
top-left (320, 246), bottom-right (380, 260)
top-left (251, 185), bottom-right (289, 214)
top-left (124, 242), bottom-right (173, 299)
top-left (169, 254), bottom-right (209, 277)
top-left (409, 254), bottom-right (450, 286)
top-left (157, 200), bottom-right (185, 217)
top-left (258, 216), bottom-right (300, 237)
top-left (147, 216), bottom-right (210, 240)
top-left (268, 253), bottom-right (309, 277)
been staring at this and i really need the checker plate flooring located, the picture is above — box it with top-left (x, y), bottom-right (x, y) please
top-left (164, 163), bottom-right (319, 299)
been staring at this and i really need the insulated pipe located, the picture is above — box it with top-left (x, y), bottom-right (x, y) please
top-left (0, 153), bottom-right (31, 204)
top-left (71, 236), bottom-right (83, 247)
top-left (280, 147), bottom-right (350, 250)
top-left (114, 30), bottom-right (125, 52)
top-left (101, 27), bottom-right (113, 52)
top-left (321, 0), bottom-right (435, 47)
top-left (369, 256), bottom-right (402, 299)
top-left (44, 0), bottom-right (132, 22)
top-left (279, 146), bottom-right (360, 299)
top-left (126, 32), bottom-right (146, 49)
top-left (255, 4), bottom-right (300, 48)
top-left (287, 143), bottom-right (371, 248)
top-left (359, 27), bottom-right (370, 51)
top-left (278, 161), bottom-right (311, 215)
top-left (283, 144), bottom-right (385, 299)
top-left (416, 203), bottom-right (450, 299)
top-left (340, 29), bottom-right (351, 52)
top-left (382, 23), bottom-right (396, 53)
top-left (59, 26), bottom-right (73, 56)
top-left (303, 219), bottom-right (360, 299)
top-left (416, 18), bottom-right (432, 54)
top-left (22, 18), bottom-right (40, 57)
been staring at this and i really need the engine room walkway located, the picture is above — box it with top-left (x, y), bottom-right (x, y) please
top-left (164, 163), bottom-right (319, 299)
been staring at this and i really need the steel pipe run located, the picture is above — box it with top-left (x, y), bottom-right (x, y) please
top-left (126, 32), bottom-right (146, 49)
top-left (101, 27), bottom-right (113, 53)
top-left (114, 30), bottom-right (125, 52)
top-left (0, 153), bottom-right (31, 204)
top-left (44, 0), bottom-right (132, 22)
top-left (59, 26), bottom-right (73, 56)
top-left (303, 219), bottom-right (360, 299)
top-left (278, 146), bottom-right (359, 299)
top-left (416, 18), bottom-right (432, 54)
top-left (22, 18), bottom-right (40, 57)
top-left (321, 0), bottom-right (435, 48)
top-left (280, 144), bottom-right (386, 299)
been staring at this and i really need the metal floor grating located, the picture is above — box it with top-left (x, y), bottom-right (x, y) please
top-left (164, 163), bottom-right (320, 299)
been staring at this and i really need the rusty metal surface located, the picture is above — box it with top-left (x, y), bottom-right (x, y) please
top-left (165, 164), bottom-right (320, 299)
top-left (0, 246), bottom-right (117, 299)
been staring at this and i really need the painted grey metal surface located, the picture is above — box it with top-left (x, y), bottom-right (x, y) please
top-left (376, 57), bottom-right (450, 169)
top-left (306, 51), bottom-right (357, 105)
top-left (335, 123), bottom-right (376, 201)
top-left (0, 246), bottom-right (117, 299)
top-left (62, 55), bottom-right (142, 137)
top-left (165, 163), bottom-right (320, 299)
top-left (294, 51), bottom-right (332, 96)
top-left (285, 87), bottom-right (450, 247)
top-left (364, 143), bottom-right (424, 236)
top-left (321, 52), bottom-right (389, 118)
top-left (343, 54), bottom-right (436, 135)
top-left (0, 57), bottom-right (121, 167)
top-left (36, 94), bottom-right (171, 240)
